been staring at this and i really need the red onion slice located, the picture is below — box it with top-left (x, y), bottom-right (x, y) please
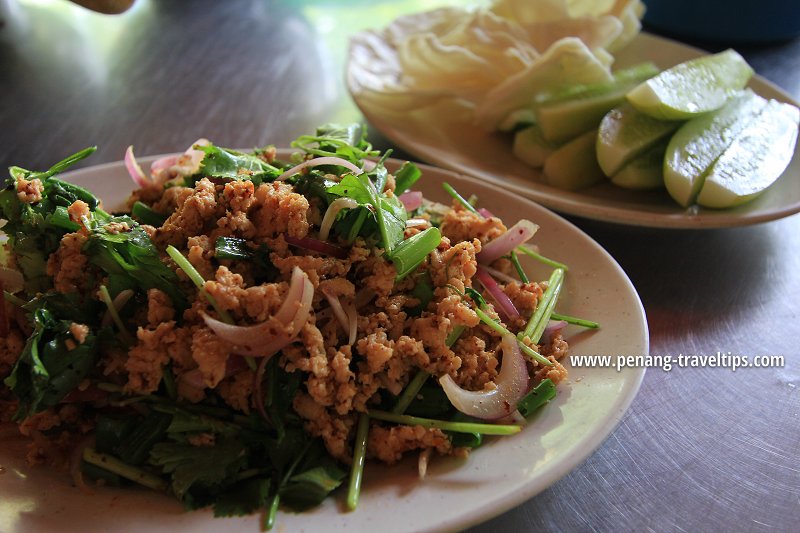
top-left (399, 190), bottom-right (423, 211)
top-left (124, 146), bottom-right (151, 189)
top-left (0, 267), bottom-right (23, 294)
top-left (150, 155), bottom-right (178, 174)
top-left (70, 433), bottom-right (97, 494)
top-left (475, 266), bottom-right (521, 322)
top-left (319, 197), bottom-right (358, 241)
top-left (253, 356), bottom-right (272, 422)
top-left (478, 220), bottom-right (539, 265)
top-left (540, 320), bottom-right (568, 345)
top-left (285, 234), bottom-right (348, 259)
top-left (321, 288), bottom-right (350, 342)
top-left (343, 300), bottom-right (358, 346)
top-left (478, 264), bottom-right (519, 285)
top-left (100, 289), bottom-right (134, 328)
top-left (406, 218), bottom-right (430, 229)
top-left (477, 207), bottom-right (494, 219)
top-left (202, 267), bottom-right (314, 357)
top-left (439, 333), bottom-right (529, 420)
top-left (277, 156), bottom-right (362, 181)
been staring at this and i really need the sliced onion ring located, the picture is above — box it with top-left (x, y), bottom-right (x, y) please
top-left (319, 197), bottom-right (358, 241)
top-left (285, 234), bottom-right (348, 259)
top-left (475, 266), bottom-right (521, 322)
top-left (100, 289), bottom-right (134, 328)
top-left (439, 333), bottom-right (529, 420)
top-left (540, 320), bottom-right (568, 345)
top-left (124, 146), bottom-right (151, 189)
top-left (277, 156), bottom-right (362, 181)
top-left (150, 155), bottom-right (178, 174)
top-left (0, 266), bottom-right (25, 294)
top-left (399, 190), bottom-right (423, 211)
top-left (202, 267), bottom-right (314, 357)
top-left (478, 220), bottom-right (539, 265)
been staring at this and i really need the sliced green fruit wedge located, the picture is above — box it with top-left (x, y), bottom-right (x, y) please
top-left (513, 126), bottom-right (562, 168)
top-left (543, 129), bottom-right (605, 190)
top-left (535, 63), bottom-right (659, 143)
top-left (696, 100), bottom-right (800, 208)
top-left (627, 49), bottom-right (754, 120)
top-left (596, 102), bottom-right (681, 176)
top-left (610, 140), bottom-right (668, 190)
top-left (664, 90), bottom-right (767, 206)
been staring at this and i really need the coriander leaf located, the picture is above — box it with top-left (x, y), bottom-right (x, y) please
top-left (149, 438), bottom-right (247, 500)
top-left (84, 216), bottom-right (188, 312)
top-left (4, 299), bottom-right (102, 420)
top-left (0, 148), bottom-right (100, 294)
top-left (326, 173), bottom-right (372, 205)
top-left (193, 145), bottom-right (280, 185)
top-left (280, 464), bottom-right (347, 511)
top-left (213, 477), bottom-right (271, 518)
top-left (327, 172), bottom-right (407, 252)
top-left (291, 123), bottom-right (377, 164)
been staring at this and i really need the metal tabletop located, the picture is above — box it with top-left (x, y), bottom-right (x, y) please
top-left (1, 1), bottom-right (797, 531)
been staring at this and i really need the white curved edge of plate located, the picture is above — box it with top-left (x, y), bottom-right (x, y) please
top-left (346, 31), bottom-right (800, 230)
top-left (46, 152), bottom-right (649, 532)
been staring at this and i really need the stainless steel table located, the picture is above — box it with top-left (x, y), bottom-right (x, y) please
top-left (1, 1), bottom-right (797, 531)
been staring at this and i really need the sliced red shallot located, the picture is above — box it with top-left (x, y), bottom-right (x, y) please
top-left (321, 288), bottom-right (351, 343)
top-left (477, 207), bottom-right (494, 219)
top-left (540, 320), bottom-right (568, 345)
top-left (478, 264), bottom-right (519, 285)
top-left (478, 220), bottom-right (539, 265)
top-left (70, 433), bottom-right (96, 494)
top-left (0, 267), bottom-right (24, 293)
top-left (319, 197), bottom-right (358, 241)
top-left (124, 146), bottom-right (151, 189)
top-left (277, 156), bottom-right (362, 181)
top-left (475, 266), bottom-right (520, 322)
top-left (150, 154), bottom-right (178, 174)
top-left (418, 448), bottom-right (433, 479)
top-left (285, 234), bottom-right (348, 259)
top-left (100, 289), bottom-right (134, 328)
top-left (319, 287), bottom-right (358, 346)
top-left (399, 190), bottom-right (423, 211)
top-left (202, 267), bottom-right (314, 357)
top-left (343, 300), bottom-right (358, 346)
top-left (439, 333), bottom-right (529, 420)
top-left (406, 218), bottom-right (430, 229)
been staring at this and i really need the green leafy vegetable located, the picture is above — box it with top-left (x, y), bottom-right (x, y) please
top-left (292, 123), bottom-right (377, 164)
top-left (190, 145), bottom-right (281, 186)
top-left (4, 294), bottom-right (103, 420)
top-left (84, 216), bottom-right (188, 312)
top-left (0, 147), bottom-right (99, 293)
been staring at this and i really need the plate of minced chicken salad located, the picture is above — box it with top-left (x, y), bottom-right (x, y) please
top-left (0, 124), bottom-right (647, 532)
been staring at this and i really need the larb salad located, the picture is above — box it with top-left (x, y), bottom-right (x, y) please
top-left (0, 124), bottom-right (595, 527)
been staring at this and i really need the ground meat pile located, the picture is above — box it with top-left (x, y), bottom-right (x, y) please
top-left (0, 153), bottom-right (569, 471)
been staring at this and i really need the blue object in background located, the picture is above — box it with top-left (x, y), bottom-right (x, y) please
top-left (643, 0), bottom-right (800, 43)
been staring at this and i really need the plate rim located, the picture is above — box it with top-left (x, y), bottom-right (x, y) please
top-left (346, 30), bottom-right (800, 229)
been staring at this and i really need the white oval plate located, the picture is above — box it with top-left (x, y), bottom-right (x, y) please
top-left (347, 32), bottom-right (800, 228)
top-left (0, 153), bottom-right (648, 532)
